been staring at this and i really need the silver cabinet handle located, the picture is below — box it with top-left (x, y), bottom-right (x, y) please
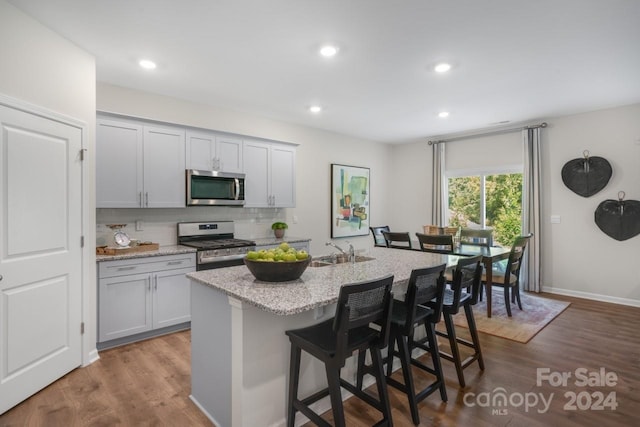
top-left (147, 277), bottom-right (151, 291)
top-left (154, 274), bottom-right (158, 291)
top-left (167, 260), bottom-right (183, 266)
top-left (117, 266), bottom-right (136, 271)
top-left (139, 192), bottom-right (143, 207)
top-left (145, 192), bottom-right (149, 207)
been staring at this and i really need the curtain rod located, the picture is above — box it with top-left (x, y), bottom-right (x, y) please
top-left (427, 122), bottom-right (547, 145)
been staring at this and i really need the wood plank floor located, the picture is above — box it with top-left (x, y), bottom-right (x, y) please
top-left (1, 293), bottom-right (639, 426)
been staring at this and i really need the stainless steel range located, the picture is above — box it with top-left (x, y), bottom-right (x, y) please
top-left (177, 221), bottom-right (256, 270)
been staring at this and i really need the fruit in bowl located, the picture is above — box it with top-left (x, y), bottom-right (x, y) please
top-left (244, 244), bottom-right (310, 282)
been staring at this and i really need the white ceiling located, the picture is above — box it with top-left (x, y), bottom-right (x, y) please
top-left (9, 0), bottom-right (640, 143)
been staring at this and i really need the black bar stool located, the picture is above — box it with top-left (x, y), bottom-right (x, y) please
top-left (357, 264), bottom-right (448, 425)
top-left (285, 275), bottom-right (395, 427)
top-left (437, 255), bottom-right (485, 387)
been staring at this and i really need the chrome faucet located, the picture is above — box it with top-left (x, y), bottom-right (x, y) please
top-left (325, 241), bottom-right (355, 263)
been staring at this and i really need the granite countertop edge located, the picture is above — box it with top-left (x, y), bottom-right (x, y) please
top-left (187, 248), bottom-right (454, 316)
top-left (96, 245), bottom-right (197, 262)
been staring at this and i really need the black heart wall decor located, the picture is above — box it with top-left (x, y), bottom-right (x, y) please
top-left (561, 150), bottom-right (612, 197)
top-left (594, 191), bottom-right (640, 241)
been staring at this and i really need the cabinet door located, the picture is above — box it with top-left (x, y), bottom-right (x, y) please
top-left (98, 273), bottom-right (152, 342)
top-left (96, 118), bottom-right (143, 207)
top-left (216, 135), bottom-right (243, 173)
top-left (186, 130), bottom-right (215, 171)
top-left (143, 125), bottom-right (186, 208)
top-left (271, 144), bottom-right (296, 207)
top-left (152, 267), bottom-right (192, 329)
top-left (243, 140), bottom-right (271, 207)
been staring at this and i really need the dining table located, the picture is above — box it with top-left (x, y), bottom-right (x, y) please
top-left (450, 244), bottom-right (512, 318)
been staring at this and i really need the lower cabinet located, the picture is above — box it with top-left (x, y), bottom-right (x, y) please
top-left (97, 253), bottom-right (195, 345)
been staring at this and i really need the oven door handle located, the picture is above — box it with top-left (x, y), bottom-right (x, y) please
top-left (198, 252), bottom-right (247, 265)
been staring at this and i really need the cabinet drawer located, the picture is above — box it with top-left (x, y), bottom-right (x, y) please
top-left (98, 254), bottom-right (196, 279)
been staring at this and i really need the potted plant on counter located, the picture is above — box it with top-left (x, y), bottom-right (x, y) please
top-left (271, 221), bottom-right (288, 239)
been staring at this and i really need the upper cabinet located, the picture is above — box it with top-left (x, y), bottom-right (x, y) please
top-left (243, 139), bottom-right (296, 208)
top-left (97, 117), bottom-right (186, 208)
top-left (97, 114), bottom-right (297, 209)
top-left (186, 130), bottom-right (243, 173)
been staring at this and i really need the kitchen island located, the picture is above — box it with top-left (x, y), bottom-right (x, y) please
top-left (187, 247), bottom-right (461, 427)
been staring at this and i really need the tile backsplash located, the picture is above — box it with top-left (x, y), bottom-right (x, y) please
top-left (96, 207), bottom-right (287, 246)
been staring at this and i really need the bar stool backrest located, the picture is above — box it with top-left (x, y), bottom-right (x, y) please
top-left (402, 264), bottom-right (446, 336)
top-left (332, 274), bottom-right (394, 358)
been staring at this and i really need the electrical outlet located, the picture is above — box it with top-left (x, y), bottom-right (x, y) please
top-left (135, 220), bottom-right (143, 231)
top-left (292, 215), bottom-right (298, 224)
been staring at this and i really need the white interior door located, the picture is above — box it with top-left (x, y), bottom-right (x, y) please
top-left (0, 104), bottom-right (83, 414)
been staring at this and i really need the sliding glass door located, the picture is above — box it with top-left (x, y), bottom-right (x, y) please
top-left (446, 169), bottom-right (522, 247)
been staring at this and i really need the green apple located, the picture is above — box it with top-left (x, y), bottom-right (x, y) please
top-left (278, 242), bottom-right (290, 251)
top-left (283, 253), bottom-right (297, 262)
top-left (296, 250), bottom-right (308, 260)
top-left (246, 251), bottom-right (259, 260)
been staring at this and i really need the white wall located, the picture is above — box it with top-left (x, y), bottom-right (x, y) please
top-left (96, 83), bottom-right (394, 255)
top-left (0, 0), bottom-right (97, 362)
top-left (392, 103), bottom-right (640, 306)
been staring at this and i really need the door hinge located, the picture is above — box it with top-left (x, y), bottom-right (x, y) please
top-left (81, 322), bottom-right (85, 334)
top-left (81, 235), bottom-right (85, 247)
top-left (79, 148), bottom-right (87, 161)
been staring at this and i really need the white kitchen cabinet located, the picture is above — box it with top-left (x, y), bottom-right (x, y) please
top-left (186, 130), bottom-right (243, 173)
top-left (96, 117), bottom-right (186, 208)
top-left (243, 139), bottom-right (296, 207)
top-left (97, 253), bottom-right (195, 344)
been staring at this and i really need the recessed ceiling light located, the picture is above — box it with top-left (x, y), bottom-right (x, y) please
top-left (139, 59), bottom-right (157, 70)
top-left (438, 111), bottom-right (450, 118)
top-left (309, 105), bottom-right (322, 114)
top-left (319, 45), bottom-right (339, 58)
top-left (434, 63), bottom-right (451, 73)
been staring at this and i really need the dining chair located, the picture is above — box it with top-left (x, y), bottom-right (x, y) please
top-left (481, 234), bottom-right (532, 316)
top-left (382, 231), bottom-right (413, 250)
top-left (369, 225), bottom-right (390, 247)
top-left (286, 275), bottom-right (394, 427)
top-left (436, 255), bottom-right (484, 387)
top-left (356, 264), bottom-right (447, 425)
top-left (460, 227), bottom-right (493, 247)
top-left (415, 232), bottom-right (454, 254)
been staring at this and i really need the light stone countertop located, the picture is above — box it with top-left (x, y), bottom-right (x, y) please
top-left (96, 245), bottom-right (197, 262)
top-left (187, 247), bottom-right (463, 316)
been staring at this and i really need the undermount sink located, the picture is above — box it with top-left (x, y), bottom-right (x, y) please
top-left (309, 255), bottom-right (376, 267)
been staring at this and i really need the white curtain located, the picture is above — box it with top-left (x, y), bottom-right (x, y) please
top-left (522, 127), bottom-right (542, 292)
top-left (432, 142), bottom-right (446, 226)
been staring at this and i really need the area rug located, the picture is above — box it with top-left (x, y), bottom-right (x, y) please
top-left (452, 292), bottom-right (571, 343)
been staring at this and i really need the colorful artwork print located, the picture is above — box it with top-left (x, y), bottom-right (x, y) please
top-left (331, 164), bottom-right (370, 238)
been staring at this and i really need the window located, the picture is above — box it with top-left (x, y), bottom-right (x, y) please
top-left (446, 168), bottom-right (522, 247)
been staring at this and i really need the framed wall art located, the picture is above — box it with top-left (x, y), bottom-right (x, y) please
top-left (331, 163), bottom-right (370, 238)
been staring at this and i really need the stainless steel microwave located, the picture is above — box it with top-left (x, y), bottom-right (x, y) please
top-left (186, 169), bottom-right (245, 206)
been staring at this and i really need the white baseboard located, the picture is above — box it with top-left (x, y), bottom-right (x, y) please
top-left (543, 286), bottom-right (640, 308)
